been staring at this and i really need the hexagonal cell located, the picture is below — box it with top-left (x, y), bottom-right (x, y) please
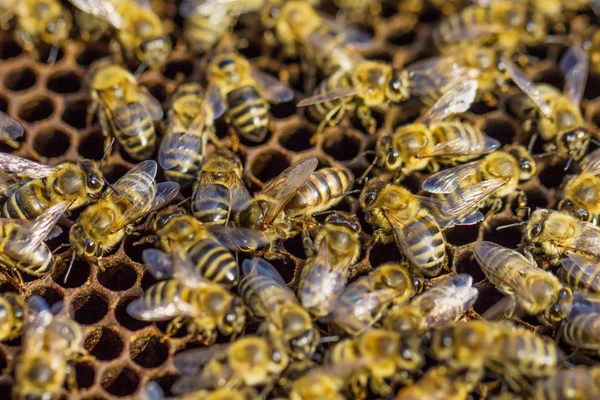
top-left (73, 291), bottom-right (109, 325)
top-left (250, 151), bottom-right (290, 183)
top-left (78, 131), bottom-right (106, 160)
top-left (483, 117), bottom-right (518, 146)
top-left (0, 37), bottom-right (22, 59)
top-left (85, 327), bottom-right (124, 361)
top-left (33, 128), bottom-right (70, 158)
top-left (4, 67), bottom-right (36, 91)
top-left (454, 249), bottom-right (486, 283)
top-left (368, 242), bottom-right (403, 268)
top-left (76, 45), bottom-right (110, 66)
top-left (98, 263), bottom-right (138, 292)
top-left (163, 59), bottom-right (194, 80)
top-left (115, 297), bottom-right (152, 331)
top-left (539, 162), bottom-right (568, 189)
top-left (75, 361), bottom-right (96, 389)
top-left (279, 124), bottom-right (314, 152)
top-left (322, 131), bottom-right (361, 161)
top-left (63, 98), bottom-right (90, 129)
top-left (27, 287), bottom-right (63, 310)
top-left (47, 70), bottom-right (82, 94)
top-left (482, 217), bottom-right (524, 249)
top-left (38, 47), bottom-right (64, 64)
top-left (445, 224), bottom-right (480, 247)
top-left (101, 366), bottom-right (140, 397)
top-left (54, 258), bottom-right (91, 289)
top-left (387, 28), bottom-right (417, 46)
top-left (130, 335), bottom-right (169, 369)
top-left (149, 374), bottom-right (179, 397)
top-left (19, 97), bottom-right (55, 123)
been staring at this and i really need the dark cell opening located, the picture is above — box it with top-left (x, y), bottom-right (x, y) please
top-left (5, 67), bottom-right (36, 91)
top-left (75, 362), bottom-right (96, 389)
top-left (101, 366), bottom-right (140, 397)
top-left (85, 328), bottom-right (123, 361)
top-left (18, 98), bottom-right (54, 122)
top-left (98, 263), bottom-right (138, 292)
top-left (163, 59), bottom-right (194, 80)
top-left (54, 258), bottom-right (91, 289)
top-left (279, 125), bottom-right (314, 152)
top-left (47, 70), bottom-right (82, 94)
top-left (33, 128), bottom-right (70, 158)
top-left (73, 292), bottom-right (109, 325)
top-left (63, 98), bottom-right (91, 129)
top-left (131, 335), bottom-right (169, 368)
top-left (115, 297), bottom-right (152, 331)
top-left (250, 151), bottom-right (290, 183)
top-left (322, 133), bottom-right (361, 161)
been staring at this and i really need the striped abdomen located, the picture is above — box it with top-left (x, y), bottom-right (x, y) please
top-left (563, 313), bottom-right (600, 353)
top-left (110, 102), bottom-right (157, 160)
top-left (3, 179), bottom-right (52, 219)
top-left (285, 168), bottom-right (353, 217)
top-left (535, 367), bottom-right (600, 400)
top-left (142, 280), bottom-right (196, 312)
top-left (298, 262), bottom-right (345, 318)
top-left (434, 4), bottom-right (493, 48)
top-left (307, 71), bottom-right (353, 124)
top-left (558, 258), bottom-right (600, 294)
top-left (239, 274), bottom-right (296, 320)
top-left (184, 14), bottom-right (233, 53)
top-left (161, 131), bottom-right (204, 186)
top-left (400, 211), bottom-right (446, 277)
top-left (193, 183), bottom-right (230, 225)
top-left (0, 221), bottom-right (52, 275)
top-left (187, 238), bottom-right (238, 287)
top-left (430, 122), bottom-right (487, 161)
top-left (227, 86), bottom-right (269, 142)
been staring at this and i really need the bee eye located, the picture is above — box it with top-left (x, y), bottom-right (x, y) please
top-left (387, 151), bottom-right (399, 166)
top-left (520, 159), bottom-right (532, 173)
top-left (413, 276), bottom-right (424, 293)
top-left (364, 191), bottom-right (377, 206)
top-left (530, 222), bottom-right (542, 238)
top-left (441, 332), bottom-right (453, 348)
top-left (389, 77), bottom-right (402, 92)
top-left (579, 209), bottom-right (590, 221)
top-left (84, 238), bottom-right (95, 253)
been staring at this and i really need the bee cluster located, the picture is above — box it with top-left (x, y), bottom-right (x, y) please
top-left (2, 0), bottom-right (600, 399)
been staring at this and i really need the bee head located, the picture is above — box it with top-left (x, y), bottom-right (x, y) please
top-left (211, 293), bottom-right (245, 336)
top-left (281, 307), bottom-right (318, 360)
top-left (237, 200), bottom-right (270, 231)
top-left (152, 207), bottom-right (186, 233)
top-left (138, 36), bottom-right (172, 70)
top-left (543, 287), bottom-right (573, 324)
top-left (386, 68), bottom-right (410, 103)
top-left (557, 199), bottom-right (590, 222)
top-left (69, 224), bottom-right (100, 257)
top-left (376, 133), bottom-right (402, 171)
top-left (507, 145), bottom-right (535, 180)
top-left (559, 128), bottom-right (589, 163)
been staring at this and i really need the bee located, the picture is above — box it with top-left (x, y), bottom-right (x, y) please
top-left (0, 292), bottom-right (25, 341)
top-left (0, 201), bottom-right (69, 282)
top-left (207, 36), bottom-right (294, 147)
top-left (152, 209), bottom-right (269, 288)
top-left (239, 257), bottom-right (319, 360)
top-left (0, 111), bottom-right (24, 149)
top-left (559, 252), bottom-right (600, 294)
top-left (329, 329), bottom-right (424, 399)
top-left (360, 179), bottom-right (447, 277)
top-left (237, 157), bottom-right (318, 242)
top-left (192, 150), bottom-right (250, 226)
top-left (330, 262), bottom-right (423, 336)
top-left (422, 144), bottom-right (535, 216)
top-left (88, 62), bottom-right (163, 161)
top-left (0, 153), bottom-right (104, 220)
top-left (507, 44), bottom-right (590, 166)
top-left (383, 274), bottom-right (478, 333)
top-left (559, 148), bottom-right (600, 223)
top-left (67, 0), bottom-right (172, 70)
top-left (128, 245), bottom-right (245, 343)
top-left (297, 212), bottom-right (361, 318)
top-left (0, 0), bottom-right (71, 61)
top-left (289, 361), bottom-right (365, 400)
top-left (434, 0), bottom-right (546, 55)
top-left (533, 366), bottom-right (600, 400)
top-left (395, 366), bottom-right (478, 400)
top-left (68, 160), bottom-right (179, 277)
top-left (524, 209), bottom-right (600, 266)
top-left (144, 382), bottom-right (257, 400)
top-left (561, 290), bottom-right (600, 356)
top-left (473, 241), bottom-right (573, 324)
top-left (15, 296), bottom-right (87, 399)
top-left (159, 83), bottom-right (224, 188)
top-left (374, 79), bottom-right (499, 179)
top-left (172, 335), bottom-right (288, 394)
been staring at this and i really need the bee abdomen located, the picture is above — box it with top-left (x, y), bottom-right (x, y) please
top-left (187, 238), bottom-right (238, 287)
top-left (307, 73), bottom-right (352, 123)
top-left (227, 86), bottom-right (269, 142)
top-left (112, 103), bottom-right (157, 160)
top-left (285, 168), bottom-right (353, 217)
top-left (184, 15), bottom-right (231, 53)
top-left (143, 280), bottom-right (191, 308)
top-left (3, 180), bottom-right (51, 219)
top-left (403, 216), bottom-right (446, 277)
top-left (559, 261), bottom-right (600, 294)
top-left (193, 184), bottom-right (230, 225)
top-left (563, 313), bottom-right (600, 351)
top-left (162, 134), bottom-right (204, 186)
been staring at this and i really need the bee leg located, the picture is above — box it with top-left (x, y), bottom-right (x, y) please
top-left (302, 230), bottom-right (314, 257)
top-left (229, 128), bottom-right (240, 153)
top-left (484, 198), bottom-right (504, 220)
top-left (357, 105), bottom-right (377, 135)
top-left (311, 103), bottom-right (346, 144)
top-left (2, 138), bottom-right (19, 149)
top-left (0, 261), bottom-right (24, 287)
top-left (163, 316), bottom-right (186, 341)
top-left (132, 234), bottom-right (159, 246)
top-left (65, 363), bottom-right (79, 391)
top-left (370, 375), bottom-right (392, 397)
top-left (350, 374), bottom-right (368, 400)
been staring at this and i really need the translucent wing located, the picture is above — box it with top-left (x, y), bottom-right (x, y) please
top-left (192, 173), bottom-right (251, 217)
top-left (570, 290), bottom-right (600, 316)
top-left (419, 79), bottom-right (478, 124)
top-left (560, 252), bottom-right (600, 293)
top-left (332, 289), bottom-right (399, 334)
top-left (205, 225), bottom-right (271, 250)
top-left (158, 132), bottom-right (203, 171)
top-left (560, 43), bottom-right (588, 106)
top-left (143, 382), bottom-right (166, 400)
top-left (439, 24), bottom-right (502, 43)
top-left (0, 153), bottom-right (56, 183)
top-left (206, 85), bottom-right (226, 120)
top-left (21, 201), bottom-right (70, 254)
top-left (257, 157), bottom-right (318, 224)
top-left (419, 274), bottom-right (478, 328)
top-left (173, 343), bottom-right (230, 373)
top-left (127, 285), bottom-right (199, 321)
top-left (560, 220), bottom-right (600, 257)
top-left (405, 56), bottom-right (477, 98)
top-left (297, 87), bottom-right (371, 107)
top-left (142, 248), bottom-right (172, 280)
top-left (320, 15), bottom-right (374, 48)
top-left (421, 161), bottom-right (481, 194)
top-left (115, 181), bottom-right (179, 232)
top-left (241, 258), bottom-right (287, 287)
top-left (0, 111), bottom-right (23, 140)
top-left (251, 69), bottom-right (294, 103)
top-left (180, 0), bottom-right (239, 17)
top-left (416, 132), bottom-right (500, 158)
top-left (581, 148), bottom-right (600, 175)
top-left (66, 0), bottom-right (123, 28)
top-left (27, 295), bottom-right (52, 328)
top-left (502, 57), bottom-right (552, 119)
top-left (139, 86), bottom-right (164, 121)
top-left (103, 160), bottom-right (157, 202)
top-left (143, 244), bottom-right (207, 287)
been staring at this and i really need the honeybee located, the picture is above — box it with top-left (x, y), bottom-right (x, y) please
top-left (207, 35), bottom-right (294, 146)
top-left (374, 79), bottom-right (499, 179)
top-left (422, 144), bottom-right (535, 216)
top-left (192, 150), bottom-right (250, 226)
top-left (67, 0), bottom-right (172, 70)
top-left (383, 274), bottom-right (478, 333)
top-left (559, 148), bottom-right (600, 223)
top-left (395, 366), bottom-right (477, 400)
top-left (330, 262), bottom-right (423, 336)
top-left (0, 292), bottom-right (25, 341)
top-left (330, 329), bottom-right (424, 399)
top-left (533, 366), bottom-right (600, 400)
top-left (561, 290), bottom-right (600, 356)
top-left (239, 257), bottom-right (319, 360)
top-left (172, 335), bottom-right (288, 394)
top-left (0, 111), bottom-right (24, 149)
top-left (88, 62), bottom-right (163, 161)
top-left (128, 245), bottom-right (245, 343)
top-left (360, 179), bottom-right (447, 277)
top-left (507, 44), bottom-right (590, 166)
top-left (160, 83), bottom-right (224, 188)
top-left (144, 382), bottom-right (256, 400)
top-left (297, 212), bottom-right (361, 318)
top-left (524, 209), bottom-right (600, 265)
top-left (289, 361), bottom-right (365, 400)
top-left (473, 241), bottom-right (573, 324)
top-left (0, 0), bottom-right (71, 61)
top-left (0, 201), bottom-right (69, 282)
top-left (559, 252), bottom-right (600, 294)
top-left (237, 157), bottom-right (318, 242)
top-left (152, 209), bottom-right (269, 288)
top-left (68, 160), bottom-right (179, 276)
top-left (15, 296), bottom-right (87, 399)
top-left (434, 0), bottom-right (546, 55)
top-left (0, 153), bottom-right (104, 220)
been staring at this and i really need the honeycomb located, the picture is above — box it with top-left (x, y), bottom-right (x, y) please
top-left (0, 0), bottom-right (599, 398)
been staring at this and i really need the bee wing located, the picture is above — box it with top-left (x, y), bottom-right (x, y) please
top-left (26, 295), bottom-right (53, 329)
top-left (560, 221), bottom-right (600, 256)
top-left (104, 160), bottom-right (157, 202)
top-left (560, 43), bottom-right (588, 106)
top-left (251, 69), bottom-right (294, 104)
top-left (570, 290), bottom-right (600, 316)
top-left (0, 153), bottom-right (56, 182)
top-left (421, 161), bottom-right (481, 193)
top-left (114, 183), bottom-right (179, 233)
top-left (257, 157), bottom-right (318, 224)
top-left (139, 86), bottom-right (165, 121)
top-left (241, 257), bottom-right (288, 287)
top-left (440, 24), bottom-right (503, 43)
top-left (172, 366), bottom-right (234, 395)
top-left (192, 176), bottom-right (251, 218)
top-left (66, 0), bottom-right (123, 28)
top-left (419, 79), bottom-right (478, 124)
top-left (416, 131), bottom-right (500, 158)
top-left (143, 382), bottom-right (166, 400)
top-left (126, 288), bottom-right (199, 321)
top-left (158, 132), bottom-right (203, 171)
top-left (21, 201), bottom-right (70, 254)
top-left (320, 15), bottom-right (374, 48)
top-left (331, 288), bottom-right (399, 334)
top-left (180, 0), bottom-right (238, 17)
top-left (581, 149), bottom-right (600, 175)
top-left (206, 84), bottom-right (226, 120)
top-left (297, 87), bottom-right (371, 107)
top-left (143, 245), bottom-right (207, 287)
top-left (502, 57), bottom-right (553, 120)
top-left (173, 343), bottom-right (231, 373)
top-left (205, 225), bottom-right (270, 250)
top-left (419, 274), bottom-right (478, 325)
top-left (561, 252), bottom-right (600, 293)
top-left (405, 56), bottom-right (477, 98)
top-left (0, 111), bottom-right (23, 141)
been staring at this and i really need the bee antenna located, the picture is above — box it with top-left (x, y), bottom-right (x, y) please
top-left (534, 151), bottom-right (557, 159)
top-left (358, 157), bottom-right (378, 185)
top-left (564, 155), bottom-right (575, 171)
top-left (104, 178), bottom-right (120, 196)
top-left (319, 335), bottom-right (339, 344)
top-left (177, 196), bottom-right (192, 207)
top-left (496, 221), bottom-right (528, 231)
top-left (527, 133), bottom-right (538, 153)
top-left (591, 138), bottom-right (600, 147)
top-left (134, 62), bottom-right (148, 78)
top-left (63, 251), bottom-right (77, 284)
top-left (100, 138), bottom-right (115, 169)
top-left (47, 45), bottom-right (59, 65)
